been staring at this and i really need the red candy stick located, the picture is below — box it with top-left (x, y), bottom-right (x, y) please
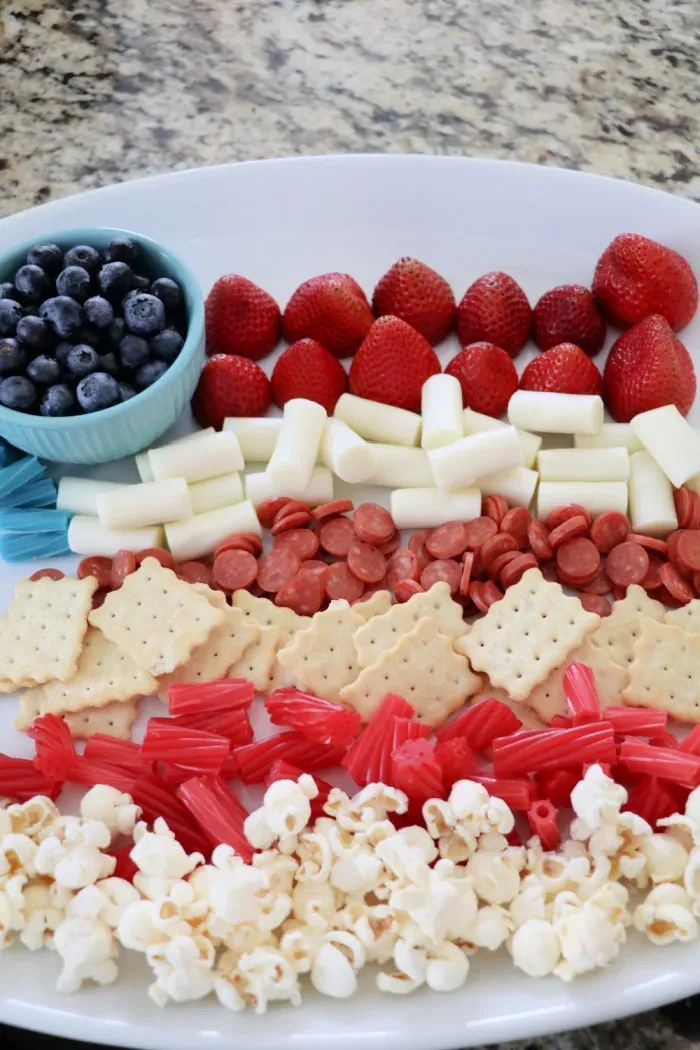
top-left (679, 726), bottom-right (700, 755)
top-left (536, 768), bottom-right (580, 807)
top-left (619, 739), bottom-right (700, 786)
top-left (177, 776), bottom-right (253, 862)
top-left (0, 754), bottom-right (59, 802)
top-left (141, 721), bottom-right (230, 774)
top-left (493, 722), bottom-right (616, 777)
top-left (471, 775), bottom-right (537, 811)
top-left (563, 662), bottom-right (600, 725)
top-left (623, 776), bottom-right (685, 829)
top-left (163, 708), bottom-right (253, 747)
top-left (434, 697), bottom-right (522, 752)
top-left (234, 732), bottom-right (345, 785)
top-left (604, 706), bottom-right (668, 740)
top-left (265, 688), bottom-right (362, 747)
top-left (65, 757), bottom-right (134, 794)
top-left (168, 679), bottom-right (254, 716)
top-left (84, 734), bottom-right (151, 774)
top-left (342, 693), bottom-right (414, 787)
top-left (391, 738), bottom-right (444, 807)
top-left (27, 713), bottom-right (75, 780)
top-left (434, 737), bottom-right (477, 788)
top-left (527, 799), bottom-right (561, 850)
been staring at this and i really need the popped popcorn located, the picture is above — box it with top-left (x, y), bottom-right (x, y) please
top-left (80, 785), bottom-right (140, 839)
top-left (510, 919), bottom-right (561, 977)
top-left (634, 884), bottom-right (698, 945)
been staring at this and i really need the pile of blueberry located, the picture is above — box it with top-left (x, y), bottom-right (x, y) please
top-left (0, 237), bottom-right (187, 416)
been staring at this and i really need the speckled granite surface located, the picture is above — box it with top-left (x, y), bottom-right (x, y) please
top-left (1, 0), bottom-right (700, 1048)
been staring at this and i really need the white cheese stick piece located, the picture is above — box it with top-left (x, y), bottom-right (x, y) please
top-left (477, 467), bottom-right (539, 508)
top-left (136, 428), bottom-right (216, 481)
top-left (631, 404), bottom-right (700, 488)
top-left (68, 516), bottom-right (164, 557)
top-left (462, 408), bottom-right (541, 470)
top-left (266, 398), bottom-right (327, 491)
top-left (245, 466), bottom-right (333, 508)
top-left (574, 423), bottom-right (643, 454)
top-left (365, 444), bottom-right (435, 488)
top-left (421, 374), bottom-right (463, 451)
top-left (390, 487), bottom-right (481, 530)
top-left (428, 427), bottom-right (523, 492)
top-left (320, 418), bottom-right (377, 484)
top-left (334, 392), bottom-right (421, 447)
top-left (628, 450), bottom-right (678, 537)
top-left (165, 501), bottom-right (261, 562)
top-left (536, 481), bottom-right (628, 521)
top-left (149, 431), bottom-right (244, 484)
top-left (223, 417), bottom-right (282, 462)
top-left (537, 447), bottom-right (630, 483)
top-left (97, 478), bottom-right (192, 531)
top-left (188, 472), bottom-right (244, 515)
top-left (508, 391), bottom-right (603, 435)
top-left (57, 477), bottom-right (128, 517)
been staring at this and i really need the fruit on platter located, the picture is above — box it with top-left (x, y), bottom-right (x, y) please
top-left (603, 314), bottom-right (696, 421)
top-left (372, 256), bottom-right (455, 345)
top-left (533, 284), bottom-right (606, 357)
top-left (204, 274), bottom-right (281, 360)
top-left (445, 341), bottom-right (518, 417)
top-left (282, 272), bottom-right (374, 358)
top-left (455, 271), bottom-right (531, 358)
top-left (192, 353), bottom-right (271, 429)
top-left (271, 338), bottom-right (348, 413)
top-left (519, 343), bottom-right (604, 396)
top-left (348, 315), bottom-right (441, 411)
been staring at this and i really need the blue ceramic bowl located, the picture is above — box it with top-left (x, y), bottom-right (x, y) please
top-left (0, 227), bottom-right (204, 464)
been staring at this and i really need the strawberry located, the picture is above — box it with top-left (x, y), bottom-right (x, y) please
top-left (192, 354), bottom-right (271, 429)
top-left (271, 338), bottom-right (347, 413)
top-left (592, 233), bottom-right (698, 331)
top-left (372, 257), bottom-right (455, 345)
top-left (445, 342), bottom-right (517, 417)
top-left (456, 271), bottom-right (531, 358)
top-left (348, 315), bottom-right (440, 412)
top-left (519, 343), bottom-right (603, 396)
top-left (205, 275), bottom-right (281, 360)
top-left (603, 314), bottom-right (696, 422)
top-left (283, 273), bottom-right (374, 358)
top-left (533, 284), bottom-right (606, 357)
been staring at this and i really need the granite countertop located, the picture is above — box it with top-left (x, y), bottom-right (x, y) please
top-left (1, 0), bottom-right (700, 1048)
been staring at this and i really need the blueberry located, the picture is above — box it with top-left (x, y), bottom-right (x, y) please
top-left (131, 274), bottom-right (150, 292)
top-left (0, 375), bottom-right (36, 411)
top-left (106, 317), bottom-right (126, 348)
top-left (124, 293), bottom-right (165, 337)
top-left (77, 324), bottom-right (101, 349)
top-left (27, 355), bottom-right (61, 386)
top-left (40, 383), bottom-right (76, 417)
top-left (83, 296), bottom-right (114, 329)
top-left (56, 265), bottom-right (91, 302)
top-left (0, 338), bottom-right (26, 374)
top-left (97, 352), bottom-right (119, 376)
top-left (98, 262), bottom-right (133, 302)
top-left (119, 334), bottom-right (149, 369)
top-left (55, 342), bottom-right (73, 367)
top-left (26, 243), bottom-right (63, 274)
top-left (135, 359), bottom-right (168, 391)
top-left (102, 237), bottom-right (141, 266)
top-left (14, 264), bottom-right (52, 304)
top-left (76, 372), bottom-right (120, 413)
top-left (16, 315), bottom-right (52, 351)
top-left (150, 277), bottom-right (182, 311)
top-left (39, 296), bottom-right (83, 339)
top-left (118, 381), bottom-right (136, 402)
top-left (66, 344), bottom-right (99, 379)
top-left (0, 298), bottom-right (22, 336)
top-left (150, 328), bottom-right (183, 364)
top-left (63, 245), bottom-right (100, 275)
top-left (0, 282), bottom-right (17, 299)
top-left (121, 289), bottom-right (139, 306)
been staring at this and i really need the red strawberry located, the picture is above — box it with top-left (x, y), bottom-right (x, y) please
top-left (283, 273), bottom-right (374, 358)
top-left (445, 342), bottom-right (517, 417)
top-left (533, 284), bottom-right (606, 357)
top-left (372, 257), bottom-right (455, 345)
top-left (592, 233), bottom-right (698, 331)
top-left (456, 272), bottom-right (531, 358)
top-left (348, 316), bottom-right (440, 412)
top-left (271, 338), bottom-right (348, 413)
top-left (519, 343), bottom-right (603, 396)
top-left (603, 314), bottom-right (696, 422)
top-left (192, 354), bottom-right (271, 429)
top-left (205, 275), bottom-right (281, 360)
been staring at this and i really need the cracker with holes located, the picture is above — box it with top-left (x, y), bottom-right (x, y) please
top-left (623, 618), bottom-right (700, 723)
top-left (156, 603), bottom-right (259, 699)
top-left (666, 598), bottom-right (700, 634)
top-left (62, 699), bottom-right (140, 740)
top-left (232, 590), bottom-right (310, 645)
top-left (13, 690), bottom-right (44, 732)
top-left (0, 574), bottom-right (97, 687)
top-left (278, 601), bottom-right (364, 703)
top-left (468, 687), bottom-right (547, 730)
top-left (527, 637), bottom-right (628, 724)
top-left (353, 581), bottom-right (467, 668)
top-left (228, 625), bottom-right (284, 693)
top-left (341, 615), bottom-right (480, 724)
top-left (588, 584), bottom-right (665, 668)
top-left (459, 568), bottom-right (599, 702)
top-left (353, 590), bottom-right (393, 621)
top-left (89, 557), bottom-right (223, 676)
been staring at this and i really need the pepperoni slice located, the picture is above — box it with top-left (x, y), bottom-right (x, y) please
top-left (641, 553), bottom-right (664, 591)
top-left (459, 551), bottom-right (474, 597)
top-left (257, 548), bottom-right (301, 593)
top-left (78, 556), bottom-right (113, 589)
top-left (659, 562), bottom-right (694, 604)
top-left (347, 542), bottom-right (387, 584)
top-left (271, 510), bottom-right (312, 535)
top-left (674, 488), bottom-right (694, 529)
top-left (273, 528), bottom-right (320, 561)
top-left (579, 594), bottom-right (612, 617)
top-left (215, 533), bottom-right (258, 558)
top-left (297, 559), bottom-right (330, 580)
top-left (555, 537), bottom-right (601, 584)
top-left (394, 579), bottom-right (424, 603)
top-left (420, 558), bottom-right (461, 595)
top-left (694, 571), bottom-right (700, 595)
top-left (426, 521), bottom-right (468, 559)
top-left (92, 588), bottom-right (108, 609)
top-left (29, 567), bottom-right (65, 582)
top-left (676, 530), bottom-right (700, 573)
top-left (407, 529), bottom-right (433, 570)
top-left (605, 541), bottom-right (649, 587)
top-left (582, 566), bottom-right (612, 596)
top-left (668, 530), bottom-right (688, 564)
top-left (500, 552), bottom-right (539, 589)
top-left (387, 549), bottom-right (420, 589)
top-left (110, 549), bottom-right (137, 590)
top-left (526, 520), bottom-right (553, 561)
top-left (546, 503), bottom-right (592, 530)
top-left (325, 562), bottom-right (365, 602)
top-left (689, 493), bottom-right (700, 530)
top-left (378, 530), bottom-right (401, 556)
top-left (625, 533), bottom-right (668, 556)
top-left (468, 580), bottom-right (489, 614)
top-left (489, 549), bottom-right (521, 579)
top-left (135, 548), bottom-right (175, 570)
top-left (548, 515), bottom-right (589, 550)
top-left (257, 497), bottom-right (292, 528)
top-left (319, 516), bottom-right (356, 557)
top-left (480, 532), bottom-right (518, 570)
top-left (212, 549), bottom-right (258, 591)
top-left (589, 511), bottom-right (630, 553)
top-left (481, 579), bottom-right (504, 608)
top-left (482, 494), bottom-right (508, 527)
top-left (175, 560), bottom-right (211, 585)
top-left (311, 499), bottom-right (354, 521)
top-left (353, 502), bottom-right (396, 545)
top-left (274, 500), bottom-right (312, 525)
top-left (275, 571), bottom-right (325, 616)
top-left (462, 516), bottom-right (498, 551)
top-left (500, 506), bottom-right (532, 548)
top-left (540, 562), bottom-right (558, 583)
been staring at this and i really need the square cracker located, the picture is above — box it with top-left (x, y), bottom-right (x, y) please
top-left (353, 581), bottom-right (467, 668)
top-left (0, 575), bottom-right (97, 686)
top-left (666, 598), bottom-right (700, 634)
top-left (459, 568), bottom-right (599, 702)
top-left (62, 699), bottom-right (140, 740)
top-left (228, 625), bottom-right (283, 693)
top-left (156, 604), bottom-right (259, 699)
top-left (589, 584), bottom-right (665, 668)
top-left (623, 617), bottom-right (700, 723)
top-left (353, 590), bottom-right (393, 621)
top-left (90, 558), bottom-right (224, 676)
top-left (231, 590), bottom-right (310, 645)
top-left (526, 637), bottom-right (628, 724)
top-left (340, 616), bottom-right (481, 724)
top-left (277, 601), bottom-right (364, 703)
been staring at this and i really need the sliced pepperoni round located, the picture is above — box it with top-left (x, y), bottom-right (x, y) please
top-left (500, 506), bottom-right (531, 548)
top-left (274, 499), bottom-right (312, 525)
top-left (500, 552), bottom-right (539, 589)
top-left (275, 571), bottom-right (325, 616)
top-left (378, 530), bottom-right (401, 556)
top-left (469, 546), bottom-right (486, 581)
top-left (135, 548), bottom-right (176, 570)
top-left (273, 528), bottom-right (320, 561)
top-left (353, 502), bottom-right (396, 545)
top-left (611, 584), bottom-right (627, 600)
top-left (394, 579), bottom-right (424, 603)
top-left (641, 553), bottom-right (664, 591)
top-left (212, 549), bottom-right (258, 592)
top-left (468, 580), bottom-right (489, 614)
top-left (579, 593), bottom-right (612, 617)
top-left (540, 562), bottom-right (558, 583)
top-left (427, 521), bottom-right (468, 559)
top-left (590, 511), bottom-right (630, 553)
top-left (659, 561), bottom-right (694, 604)
top-left (546, 503), bottom-right (592, 530)
top-left (694, 571), bottom-right (700, 595)
top-left (78, 556), bottom-right (113, 589)
top-left (480, 532), bottom-right (518, 570)
top-left (420, 558), bottom-right (462, 595)
top-left (668, 529), bottom-right (688, 564)
top-left (29, 567), bottom-right (65, 582)
top-left (459, 551), bottom-right (475, 596)
top-left (655, 584), bottom-right (682, 608)
top-left (257, 497), bottom-right (292, 528)
top-left (325, 561), bottom-right (365, 603)
top-left (481, 579), bottom-right (504, 608)
top-left (91, 588), bottom-right (108, 609)
top-left (387, 548), bottom-right (420, 590)
top-left (606, 541), bottom-right (649, 587)
top-left (582, 566), bottom-right (612, 596)
top-left (625, 533), bottom-right (668, 556)
top-left (347, 542), bottom-right (387, 584)
top-left (297, 559), bottom-right (330, 580)
top-left (674, 487), bottom-right (694, 529)
top-left (489, 549), bottom-right (521, 579)
top-left (526, 520), bottom-right (553, 561)
top-left (271, 510), bottom-right (312, 535)
top-left (311, 499), bottom-right (354, 521)
top-left (215, 533), bottom-right (258, 558)
top-left (555, 537), bottom-right (601, 585)
top-left (175, 560), bottom-right (211, 585)
top-left (676, 530), bottom-right (700, 573)
top-left (408, 528), bottom-right (433, 569)
top-left (319, 516), bottom-right (356, 557)
top-left (257, 548), bottom-right (301, 593)
top-left (548, 515), bottom-right (589, 550)
top-left (462, 516), bottom-right (498, 551)
top-left (689, 493), bottom-right (700, 530)
top-left (110, 549), bottom-right (137, 590)
top-left (482, 494), bottom-right (508, 527)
